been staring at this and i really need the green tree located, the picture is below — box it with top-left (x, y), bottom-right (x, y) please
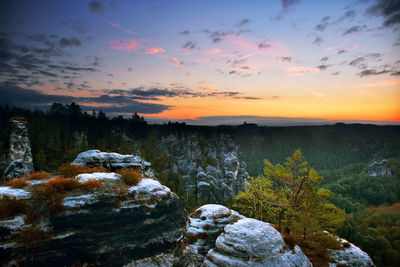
top-left (234, 149), bottom-right (345, 247)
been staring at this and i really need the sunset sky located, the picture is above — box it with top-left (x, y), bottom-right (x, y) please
top-left (0, 0), bottom-right (399, 125)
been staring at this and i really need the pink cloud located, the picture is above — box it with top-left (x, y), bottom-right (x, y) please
top-left (145, 47), bottom-right (165, 54)
top-left (109, 39), bottom-right (139, 51)
top-left (107, 21), bottom-right (121, 28)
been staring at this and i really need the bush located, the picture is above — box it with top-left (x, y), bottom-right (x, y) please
top-left (117, 168), bottom-right (142, 186)
top-left (0, 196), bottom-right (27, 218)
top-left (58, 163), bottom-right (109, 178)
top-left (28, 171), bottom-right (51, 180)
top-left (5, 179), bottom-right (31, 188)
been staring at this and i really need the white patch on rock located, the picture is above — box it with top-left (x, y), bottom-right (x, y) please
top-left (76, 172), bottom-right (121, 183)
top-left (328, 237), bottom-right (375, 266)
top-left (0, 186), bottom-right (31, 199)
top-left (203, 218), bottom-right (312, 267)
top-left (0, 215), bottom-right (25, 230)
top-left (63, 194), bottom-right (98, 208)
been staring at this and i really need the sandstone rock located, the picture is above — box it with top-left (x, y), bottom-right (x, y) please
top-left (72, 149), bottom-right (151, 171)
top-left (368, 159), bottom-right (391, 176)
top-left (328, 238), bottom-right (375, 267)
top-left (203, 218), bottom-right (312, 267)
top-left (185, 204), bottom-right (244, 265)
top-left (1, 177), bottom-right (187, 267)
top-left (2, 119), bottom-right (34, 179)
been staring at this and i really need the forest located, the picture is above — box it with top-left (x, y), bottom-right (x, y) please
top-left (0, 103), bottom-right (399, 266)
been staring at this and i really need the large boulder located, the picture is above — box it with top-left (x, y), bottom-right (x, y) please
top-left (185, 204), bottom-right (244, 265)
top-left (368, 159), bottom-right (391, 176)
top-left (2, 119), bottom-right (34, 179)
top-left (72, 149), bottom-right (151, 171)
top-left (328, 237), bottom-right (375, 267)
top-left (1, 177), bottom-right (187, 267)
top-left (203, 218), bottom-right (312, 267)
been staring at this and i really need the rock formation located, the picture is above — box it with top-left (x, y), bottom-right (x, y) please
top-left (72, 149), bottom-right (152, 172)
top-left (0, 176), bottom-right (187, 266)
top-left (328, 237), bottom-right (375, 266)
top-left (159, 133), bottom-right (249, 204)
top-left (368, 159), bottom-right (392, 176)
top-left (2, 118), bottom-right (34, 180)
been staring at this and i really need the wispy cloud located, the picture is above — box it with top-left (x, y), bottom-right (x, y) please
top-left (145, 47), bottom-right (165, 54)
top-left (108, 39), bottom-right (139, 51)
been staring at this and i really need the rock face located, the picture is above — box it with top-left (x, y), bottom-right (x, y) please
top-left (1, 177), bottom-right (187, 267)
top-left (2, 119), bottom-right (34, 179)
top-left (72, 149), bottom-right (152, 171)
top-left (328, 237), bottom-right (375, 267)
top-left (159, 133), bottom-right (249, 204)
top-left (203, 218), bottom-right (312, 267)
top-left (368, 159), bottom-right (392, 176)
top-left (185, 204), bottom-right (244, 264)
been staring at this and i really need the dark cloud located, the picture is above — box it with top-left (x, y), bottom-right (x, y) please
top-left (391, 71), bottom-right (400, 76)
top-left (317, 65), bottom-right (330, 71)
top-left (349, 53), bottom-right (381, 69)
top-left (89, 1), bottom-right (106, 14)
top-left (331, 71), bottom-right (340, 76)
top-left (0, 83), bottom-right (170, 114)
top-left (179, 30), bottom-right (190, 35)
top-left (315, 16), bottom-right (331, 31)
top-left (343, 25), bottom-right (367, 35)
top-left (337, 50), bottom-right (347, 54)
top-left (365, 0), bottom-right (400, 27)
top-left (259, 40), bottom-right (272, 49)
top-left (229, 71), bottom-right (236, 75)
top-left (312, 36), bottom-right (323, 46)
top-left (282, 0), bottom-right (301, 10)
top-left (182, 41), bottom-right (197, 49)
top-left (278, 56), bottom-right (292, 62)
top-left (238, 19), bottom-right (250, 27)
top-left (59, 37), bottom-right (82, 47)
top-left (106, 87), bottom-right (261, 101)
top-left (321, 56), bottom-right (329, 62)
top-left (358, 69), bottom-right (390, 77)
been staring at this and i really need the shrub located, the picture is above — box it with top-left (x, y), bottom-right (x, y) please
top-left (28, 171), bottom-right (51, 180)
top-left (0, 196), bottom-right (27, 218)
top-left (117, 168), bottom-right (142, 186)
top-left (58, 163), bottom-right (109, 178)
top-left (15, 227), bottom-right (49, 246)
top-left (5, 179), bottom-right (31, 188)
top-left (80, 179), bottom-right (103, 190)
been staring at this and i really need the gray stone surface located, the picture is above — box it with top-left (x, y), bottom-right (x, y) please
top-left (2, 119), bottom-right (34, 179)
top-left (72, 149), bottom-right (151, 171)
top-left (1, 177), bottom-right (187, 267)
top-left (368, 159), bottom-right (391, 176)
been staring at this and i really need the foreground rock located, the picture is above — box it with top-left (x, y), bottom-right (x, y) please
top-left (203, 218), bottom-right (312, 267)
top-left (368, 159), bottom-right (392, 176)
top-left (72, 149), bottom-right (152, 172)
top-left (328, 237), bottom-right (375, 267)
top-left (0, 177), bottom-right (187, 267)
top-left (2, 119), bottom-right (34, 179)
top-left (185, 204), bottom-right (244, 265)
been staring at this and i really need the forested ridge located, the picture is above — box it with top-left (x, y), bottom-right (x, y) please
top-left (1, 103), bottom-right (400, 266)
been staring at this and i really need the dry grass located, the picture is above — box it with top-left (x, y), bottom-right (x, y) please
top-left (44, 177), bottom-right (81, 192)
top-left (58, 163), bottom-right (109, 178)
top-left (5, 179), bottom-right (31, 188)
top-left (28, 171), bottom-right (51, 180)
top-left (0, 196), bottom-right (28, 218)
top-left (117, 168), bottom-right (142, 186)
top-left (80, 179), bottom-right (103, 191)
top-left (15, 227), bottom-right (50, 246)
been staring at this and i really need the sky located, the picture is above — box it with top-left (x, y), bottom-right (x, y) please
top-left (0, 0), bottom-right (399, 125)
